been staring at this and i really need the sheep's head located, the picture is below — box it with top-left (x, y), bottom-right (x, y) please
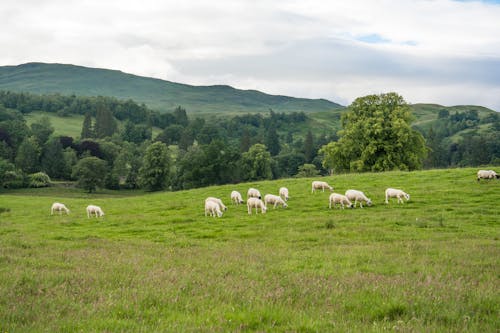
top-left (405, 194), bottom-right (410, 201)
top-left (366, 199), bottom-right (372, 206)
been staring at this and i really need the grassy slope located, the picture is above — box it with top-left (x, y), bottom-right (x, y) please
top-left (0, 168), bottom-right (498, 331)
top-left (0, 63), bottom-right (342, 114)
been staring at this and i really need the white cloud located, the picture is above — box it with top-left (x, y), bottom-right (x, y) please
top-left (1, 0), bottom-right (500, 110)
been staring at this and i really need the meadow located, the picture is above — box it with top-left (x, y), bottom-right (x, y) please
top-left (0, 167), bottom-right (499, 332)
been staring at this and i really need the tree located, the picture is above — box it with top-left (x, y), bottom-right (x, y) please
top-left (0, 158), bottom-right (15, 188)
top-left (72, 156), bottom-right (108, 192)
top-left (320, 93), bottom-right (427, 173)
top-left (139, 142), bottom-right (171, 191)
top-left (41, 137), bottom-right (66, 178)
top-left (81, 112), bottom-right (94, 139)
top-left (31, 116), bottom-right (54, 145)
top-left (15, 136), bottom-right (41, 174)
top-left (265, 125), bottom-right (280, 156)
top-left (94, 103), bottom-right (117, 138)
top-left (240, 143), bottom-right (273, 181)
top-left (173, 106), bottom-right (189, 127)
top-left (303, 130), bottom-right (314, 163)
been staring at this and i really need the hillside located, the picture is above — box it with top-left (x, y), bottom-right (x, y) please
top-left (1, 168), bottom-right (498, 331)
top-left (0, 63), bottom-right (342, 114)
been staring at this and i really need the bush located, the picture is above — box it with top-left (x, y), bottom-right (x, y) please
top-left (29, 172), bottom-right (51, 188)
top-left (3, 170), bottom-right (25, 188)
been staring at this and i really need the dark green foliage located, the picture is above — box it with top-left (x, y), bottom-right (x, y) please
top-left (321, 93), bottom-right (427, 172)
top-left (94, 103), bottom-right (117, 138)
top-left (28, 172), bottom-right (51, 188)
top-left (72, 156), bottom-right (108, 193)
top-left (30, 116), bottom-right (54, 145)
top-left (303, 130), bottom-right (314, 163)
top-left (296, 163), bottom-right (320, 177)
top-left (265, 125), bottom-right (280, 156)
top-left (240, 143), bottom-right (273, 181)
top-left (122, 120), bottom-right (151, 144)
top-left (139, 142), bottom-right (171, 191)
top-left (0, 158), bottom-right (15, 187)
top-left (15, 136), bottom-right (41, 174)
top-left (41, 138), bottom-right (66, 179)
top-left (155, 124), bottom-right (184, 145)
top-left (80, 112), bottom-right (93, 139)
top-left (275, 151), bottom-right (305, 177)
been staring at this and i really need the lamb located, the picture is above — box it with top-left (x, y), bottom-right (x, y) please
top-left (247, 188), bottom-right (262, 199)
top-left (477, 169), bottom-right (499, 181)
top-left (264, 194), bottom-right (288, 209)
top-left (312, 181), bottom-right (333, 193)
top-left (247, 197), bottom-right (267, 214)
top-left (329, 193), bottom-right (353, 209)
top-left (86, 205), bottom-right (104, 218)
top-left (51, 202), bottom-right (70, 215)
top-left (385, 188), bottom-right (410, 204)
top-left (205, 200), bottom-right (223, 218)
top-left (205, 197), bottom-right (227, 211)
top-left (230, 191), bottom-right (244, 205)
top-left (279, 187), bottom-right (289, 201)
top-left (345, 189), bottom-right (372, 208)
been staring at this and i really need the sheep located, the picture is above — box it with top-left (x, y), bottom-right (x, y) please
top-left (51, 202), bottom-right (70, 215)
top-left (329, 193), bottom-right (353, 209)
top-left (385, 188), bottom-right (410, 204)
top-left (247, 197), bottom-right (267, 214)
top-left (230, 191), bottom-right (244, 205)
top-left (205, 197), bottom-right (227, 211)
top-left (247, 188), bottom-right (262, 199)
top-left (264, 194), bottom-right (288, 209)
top-left (205, 200), bottom-right (223, 218)
top-left (279, 187), bottom-right (289, 201)
top-left (86, 205), bottom-right (104, 218)
top-left (477, 169), bottom-right (499, 181)
top-left (312, 180), bottom-right (333, 193)
top-left (345, 189), bottom-right (372, 208)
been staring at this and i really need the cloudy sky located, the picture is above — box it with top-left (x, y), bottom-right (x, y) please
top-left (2, 0), bottom-right (500, 110)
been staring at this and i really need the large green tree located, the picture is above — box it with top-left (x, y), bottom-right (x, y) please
top-left (139, 142), bottom-right (171, 191)
top-left (320, 93), bottom-right (427, 173)
top-left (240, 143), bottom-right (273, 181)
top-left (15, 136), bottom-right (41, 174)
top-left (72, 156), bottom-right (108, 193)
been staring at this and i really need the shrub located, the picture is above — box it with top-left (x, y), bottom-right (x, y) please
top-left (29, 172), bottom-right (51, 188)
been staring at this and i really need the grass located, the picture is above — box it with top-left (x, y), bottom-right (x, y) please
top-left (0, 167), bottom-right (499, 331)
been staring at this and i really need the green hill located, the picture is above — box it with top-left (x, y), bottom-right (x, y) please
top-left (0, 62), bottom-right (342, 114)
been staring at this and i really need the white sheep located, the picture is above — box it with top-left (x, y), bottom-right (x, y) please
top-left (247, 188), bottom-right (262, 199)
top-left (477, 170), bottom-right (499, 181)
top-left (312, 181), bottom-right (333, 193)
top-left (205, 200), bottom-right (223, 218)
top-left (385, 188), bottom-right (410, 204)
top-left (230, 191), bottom-right (244, 205)
top-left (264, 194), bottom-right (288, 209)
top-left (345, 189), bottom-right (372, 208)
top-left (279, 187), bottom-right (289, 201)
top-left (205, 197), bottom-right (227, 211)
top-left (329, 193), bottom-right (353, 209)
top-left (247, 197), bottom-right (267, 214)
top-left (86, 205), bottom-right (104, 218)
top-left (51, 202), bottom-right (70, 215)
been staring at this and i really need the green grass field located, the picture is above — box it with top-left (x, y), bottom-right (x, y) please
top-left (0, 168), bottom-right (499, 331)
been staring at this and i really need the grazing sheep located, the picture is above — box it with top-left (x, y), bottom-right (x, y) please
top-left (247, 188), bottom-right (262, 199)
top-left (86, 205), bottom-right (104, 218)
top-left (477, 169), bottom-right (499, 181)
top-left (247, 197), bottom-right (267, 214)
top-left (385, 188), bottom-right (410, 204)
top-left (51, 202), bottom-right (70, 215)
top-left (230, 191), bottom-right (244, 205)
top-left (279, 187), bottom-right (289, 201)
top-left (264, 194), bottom-right (288, 209)
top-left (205, 197), bottom-right (227, 211)
top-left (205, 200), bottom-right (223, 218)
top-left (312, 181), bottom-right (333, 193)
top-left (329, 193), bottom-right (353, 209)
top-left (345, 189), bottom-right (372, 208)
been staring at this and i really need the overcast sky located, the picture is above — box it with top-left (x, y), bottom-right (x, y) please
top-left (1, 0), bottom-right (500, 110)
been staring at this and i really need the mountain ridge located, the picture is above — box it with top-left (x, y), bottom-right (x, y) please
top-left (0, 62), bottom-right (342, 114)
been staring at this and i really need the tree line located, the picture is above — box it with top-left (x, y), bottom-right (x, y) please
top-left (0, 91), bottom-right (498, 192)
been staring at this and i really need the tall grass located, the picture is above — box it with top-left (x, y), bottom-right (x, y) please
top-left (0, 167), bottom-right (499, 331)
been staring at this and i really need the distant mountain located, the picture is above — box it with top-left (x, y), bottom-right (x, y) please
top-left (0, 62), bottom-right (342, 114)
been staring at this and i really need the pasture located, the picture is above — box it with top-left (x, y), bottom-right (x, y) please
top-left (0, 168), bottom-right (499, 332)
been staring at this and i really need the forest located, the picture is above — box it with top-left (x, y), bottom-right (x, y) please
top-left (0, 90), bottom-right (499, 192)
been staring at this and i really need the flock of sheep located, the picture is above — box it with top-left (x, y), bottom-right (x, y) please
top-left (50, 169), bottom-right (498, 219)
top-left (203, 181), bottom-right (411, 218)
